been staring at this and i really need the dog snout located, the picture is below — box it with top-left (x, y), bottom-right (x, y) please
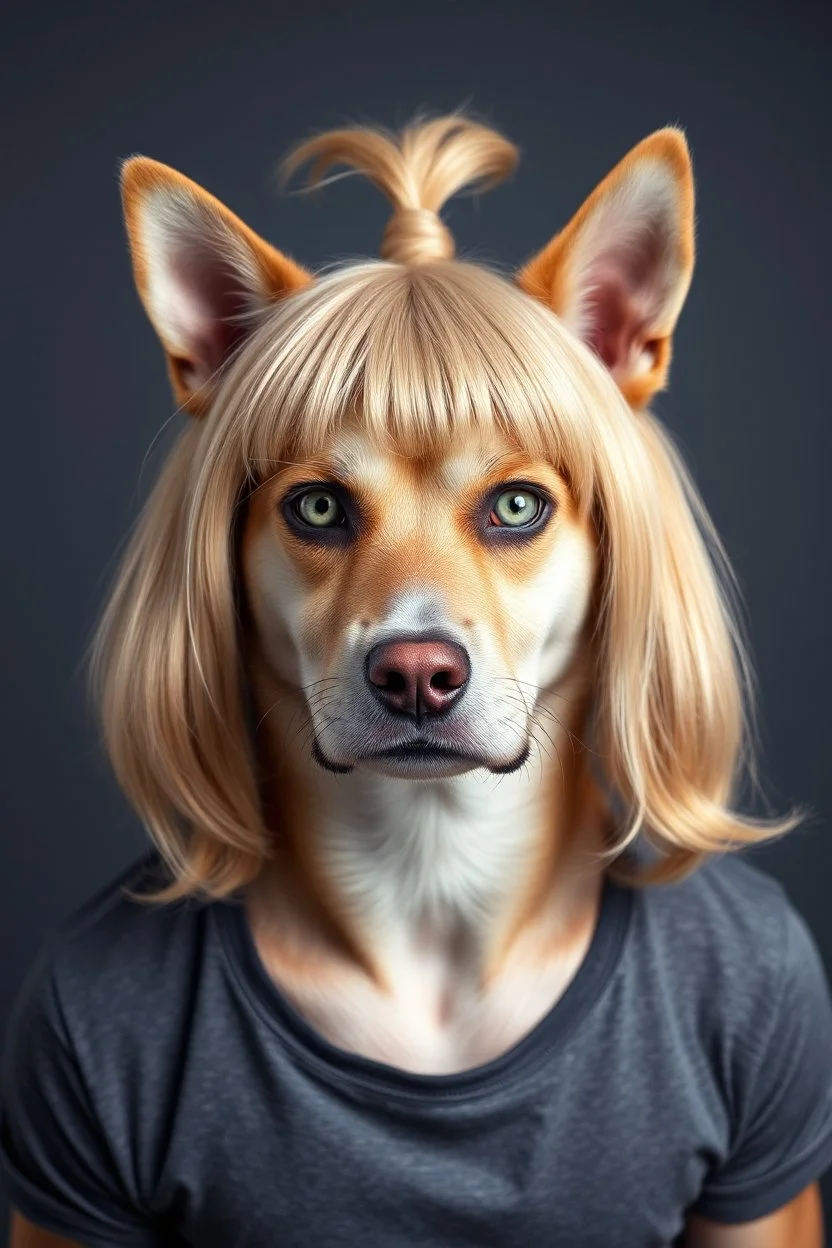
top-left (365, 637), bottom-right (470, 718)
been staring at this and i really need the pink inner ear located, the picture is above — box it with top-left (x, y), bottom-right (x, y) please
top-left (168, 241), bottom-right (258, 384)
top-left (582, 235), bottom-right (666, 377)
top-left (585, 267), bottom-right (646, 371)
top-left (575, 195), bottom-right (675, 379)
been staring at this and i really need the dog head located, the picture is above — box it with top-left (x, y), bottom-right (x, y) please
top-left (101, 113), bottom-right (788, 913)
top-left (118, 120), bottom-right (693, 784)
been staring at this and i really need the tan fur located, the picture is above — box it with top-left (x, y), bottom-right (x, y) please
top-left (120, 157), bottom-right (311, 415)
top-left (88, 116), bottom-right (803, 1074)
top-left (517, 129), bottom-right (695, 407)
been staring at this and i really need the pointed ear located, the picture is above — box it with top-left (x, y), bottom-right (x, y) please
top-left (517, 129), bottom-right (695, 408)
top-left (120, 157), bottom-right (312, 416)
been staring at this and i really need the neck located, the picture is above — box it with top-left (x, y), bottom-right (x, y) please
top-left (245, 645), bottom-right (612, 999)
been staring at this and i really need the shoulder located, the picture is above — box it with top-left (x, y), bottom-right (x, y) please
top-left (627, 848), bottom-right (832, 1066)
top-left (0, 852), bottom-right (194, 1242)
top-left (638, 856), bottom-right (832, 1225)
top-left (5, 849), bottom-right (209, 1068)
top-left (631, 847), bottom-right (805, 979)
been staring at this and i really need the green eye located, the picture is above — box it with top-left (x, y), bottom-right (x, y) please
top-left (295, 489), bottom-right (344, 528)
top-left (489, 488), bottom-right (544, 528)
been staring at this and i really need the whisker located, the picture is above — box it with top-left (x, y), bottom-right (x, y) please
top-left (252, 678), bottom-right (341, 734)
top-left (492, 676), bottom-right (574, 705)
top-left (530, 717), bottom-right (566, 787)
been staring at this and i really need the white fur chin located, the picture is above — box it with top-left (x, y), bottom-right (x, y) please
top-left (357, 753), bottom-right (483, 780)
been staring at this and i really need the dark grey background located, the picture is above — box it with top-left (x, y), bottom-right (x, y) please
top-left (2, 0), bottom-right (830, 1240)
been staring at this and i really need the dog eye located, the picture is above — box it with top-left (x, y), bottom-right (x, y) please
top-left (489, 488), bottom-right (544, 527)
top-left (293, 489), bottom-right (345, 528)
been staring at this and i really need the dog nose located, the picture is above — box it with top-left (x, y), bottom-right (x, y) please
top-left (366, 638), bottom-right (470, 717)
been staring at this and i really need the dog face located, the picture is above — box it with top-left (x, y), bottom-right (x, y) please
top-left (119, 124), bottom-right (693, 784)
top-left (107, 122), bottom-right (730, 903)
top-left (240, 421), bottom-right (598, 779)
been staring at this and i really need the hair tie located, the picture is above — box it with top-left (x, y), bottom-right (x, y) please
top-left (380, 208), bottom-right (455, 265)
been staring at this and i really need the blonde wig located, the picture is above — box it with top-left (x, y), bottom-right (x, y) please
top-left (88, 115), bottom-right (803, 904)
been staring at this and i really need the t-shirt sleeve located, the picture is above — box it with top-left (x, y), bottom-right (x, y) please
top-left (689, 900), bottom-right (832, 1224)
top-left (0, 939), bottom-right (160, 1246)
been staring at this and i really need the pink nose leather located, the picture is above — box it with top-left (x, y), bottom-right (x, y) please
top-left (366, 639), bottom-right (470, 717)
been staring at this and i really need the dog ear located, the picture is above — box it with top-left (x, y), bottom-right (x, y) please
top-left (120, 157), bottom-right (312, 416)
top-left (517, 129), bottom-right (695, 408)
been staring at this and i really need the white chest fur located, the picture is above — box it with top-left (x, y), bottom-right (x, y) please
top-left (246, 768), bottom-right (604, 1075)
top-left (255, 906), bottom-right (599, 1074)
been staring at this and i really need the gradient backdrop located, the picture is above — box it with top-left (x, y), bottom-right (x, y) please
top-left (2, 0), bottom-right (830, 1240)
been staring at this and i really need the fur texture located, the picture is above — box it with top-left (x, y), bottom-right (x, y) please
top-left (88, 118), bottom-right (801, 1070)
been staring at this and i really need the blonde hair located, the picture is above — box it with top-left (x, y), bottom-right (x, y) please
top-left (89, 114), bottom-right (803, 903)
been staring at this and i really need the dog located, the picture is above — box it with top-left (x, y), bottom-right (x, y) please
top-left (94, 114), bottom-right (797, 1077)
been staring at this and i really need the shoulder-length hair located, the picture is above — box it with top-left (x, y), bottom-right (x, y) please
top-left (88, 117), bottom-right (802, 903)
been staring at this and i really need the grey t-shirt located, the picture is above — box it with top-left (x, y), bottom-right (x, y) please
top-left (2, 846), bottom-right (832, 1248)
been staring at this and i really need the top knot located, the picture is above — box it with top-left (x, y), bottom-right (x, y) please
top-left (380, 208), bottom-right (455, 265)
top-left (279, 113), bottom-right (518, 269)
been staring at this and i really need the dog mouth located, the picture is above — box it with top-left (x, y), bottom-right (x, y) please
top-left (374, 740), bottom-right (469, 761)
top-left (311, 735), bottom-right (530, 777)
